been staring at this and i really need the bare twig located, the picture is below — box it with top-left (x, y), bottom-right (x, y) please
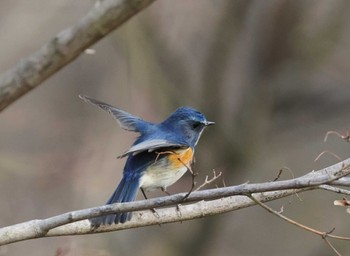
top-left (315, 151), bottom-right (342, 162)
top-left (195, 170), bottom-right (222, 191)
top-left (324, 130), bottom-right (350, 143)
top-left (323, 238), bottom-right (342, 256)
top-left (273, 169), bottom-right (283, 181)
top-left (272, 166), bottom-right (294, 181)
top-left (0, 0), bottom-right (156, 112)
top-left (248, 194), bottom-right (350, 255)
top-left (249, 194), bottom-right (350, 240)
top-left (177, 155), bottom-right (197, 200)
top-left (319, 185), bottom-right (350, 196)
top-left (330, 177), bottom-right (350, 187)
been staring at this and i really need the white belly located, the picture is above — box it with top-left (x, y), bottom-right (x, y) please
top-left (139, 163), bottom-right (188, 191)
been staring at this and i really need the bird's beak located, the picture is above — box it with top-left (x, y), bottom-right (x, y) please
top-left (204, 121), bottom-right (215, 126)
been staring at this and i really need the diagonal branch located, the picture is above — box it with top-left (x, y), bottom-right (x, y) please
top-left (0, 0), bottom-right (156, 112)
top-left (0, 157), bottom-right (350, 245)
top-left (248, 194), bottom-right (349, 255)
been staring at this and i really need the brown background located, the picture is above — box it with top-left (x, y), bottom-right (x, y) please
top-left (1, 0), bottom-right (350, 255)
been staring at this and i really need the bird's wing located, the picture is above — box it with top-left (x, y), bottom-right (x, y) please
top-left (79, 95), bottom-right (149, 133)
top-left (117, 139), bottom-right (187, 158)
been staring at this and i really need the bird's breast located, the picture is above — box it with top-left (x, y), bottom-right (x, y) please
top-left (140, 147), bottom-right (194, 190)
top-left (167, 147), bottom-right (194, 168)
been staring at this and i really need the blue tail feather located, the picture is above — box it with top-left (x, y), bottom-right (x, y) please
top-left (90, 176), bottom-right (140, 227)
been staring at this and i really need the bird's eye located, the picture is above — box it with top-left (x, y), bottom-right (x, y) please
top-left (192, 122), bottom-right (201, 129)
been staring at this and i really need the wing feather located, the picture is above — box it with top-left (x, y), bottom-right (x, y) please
top-left (79, 95), bottom-right (148, 132)
top-left (117, 139), bottom-right (187, 158)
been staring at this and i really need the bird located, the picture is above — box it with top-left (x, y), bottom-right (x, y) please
top-left (79, 95), bottom-right (214, 227)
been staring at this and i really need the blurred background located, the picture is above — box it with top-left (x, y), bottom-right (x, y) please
top-left (1, 0), bottom-right (350, 255)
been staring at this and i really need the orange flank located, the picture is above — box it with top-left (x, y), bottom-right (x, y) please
top-left (167, 147), bottom-right (194, 169)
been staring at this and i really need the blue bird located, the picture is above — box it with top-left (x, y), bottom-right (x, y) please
top-left (79, 95), bottom-right (214, 227)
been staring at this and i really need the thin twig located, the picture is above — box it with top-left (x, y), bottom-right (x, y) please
top-left (315, 151), bottom-right (342, 162)
top-left (324, 131), bottom-right (350, 143)
top-left (248, 194), bottom-right (350, 256)
top-left (195, 170), bottom-right (222, 191)
top-left (272, 166), bottom-right (294, 182)
top-left (319, 185), bottom-right (350, 195)
top-left (323, 238), bottom-right (342, 256)
top-left (177, 154), bottom-right (197, 200)
top-left (273, 169), bottom-right (283, 181)
top-left (155, 150), bottom-right (176, 163)
top-left (248, 194), bottom-right (350, 240)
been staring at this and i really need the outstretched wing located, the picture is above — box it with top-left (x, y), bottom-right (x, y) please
top-left (79, 95), bottom-right (149, 133)
top-left (118, 139), bottom-right (187, 158)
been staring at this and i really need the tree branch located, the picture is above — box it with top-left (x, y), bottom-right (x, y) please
top-left (0, 0), bottom-right (156, 112)
top-left (1, 157), bottom-right (350, 245)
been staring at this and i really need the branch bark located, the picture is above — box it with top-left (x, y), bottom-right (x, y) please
top-left (0, 0), bottom-right (156, 112)
top-left (1, 157), bottom-right (349, 246)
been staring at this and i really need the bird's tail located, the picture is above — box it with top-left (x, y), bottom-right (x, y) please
top-left (90, 176), bottom-right (139, 227)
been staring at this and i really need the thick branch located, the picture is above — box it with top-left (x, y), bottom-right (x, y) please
top-left (0, 158), bottom-right (349, 245)
top-left (0, 0), bottom-right (156, 112)
top-left (48, 188), bottom-right (310, 235)
top-left (1, 188), bottom-right (310, 246)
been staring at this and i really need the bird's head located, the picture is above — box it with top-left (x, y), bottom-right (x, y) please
top-left (162, 107), bottom-right (214, 147)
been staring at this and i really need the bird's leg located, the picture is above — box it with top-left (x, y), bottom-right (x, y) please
top-left (140, 187), bottom-right (148, 199)
top-left (140, 187), bottom-right (160, 218)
